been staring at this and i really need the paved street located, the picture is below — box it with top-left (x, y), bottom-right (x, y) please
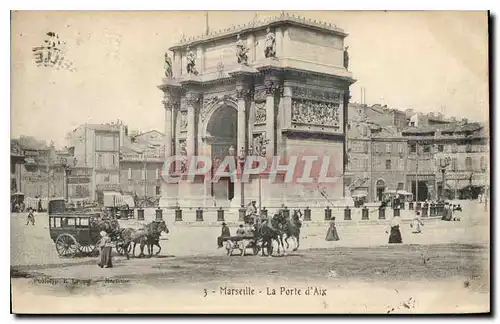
top-left (10, 200), bottom-right (490, 313)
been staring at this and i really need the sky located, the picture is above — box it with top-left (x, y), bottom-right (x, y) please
top-left (11, 11), bottom-right (489, 147)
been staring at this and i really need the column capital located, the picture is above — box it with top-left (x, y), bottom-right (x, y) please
top-left (235, 87), bottom-right (254, 100)
top-left (264, 80), bottom-right (281, 96)
top-left (162, 98), bottom-right (179, 110)
top-left (185, 92), bottom-right (203, 107)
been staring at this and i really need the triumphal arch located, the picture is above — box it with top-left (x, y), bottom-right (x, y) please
top-left (159, 14), bottom-right (355, 211)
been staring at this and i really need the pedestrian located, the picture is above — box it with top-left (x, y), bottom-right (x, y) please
top-left (98, 231), bottom-right (113, 268)
top-left (387, 215), bottom-right (402, 244)
top-left (410, 211), bottom-right (424, 234)
top-left (217, 222), bottom-right (231, 248)
top-left (325, 217), bottom-right (340, 241)
top-left (25, 207), bottom-right (35, 226)
top-left (38, 199), bottom-right (42, 213)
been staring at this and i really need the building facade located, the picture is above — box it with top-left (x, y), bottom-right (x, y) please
top-left (159, 15), bottom-right (355, 208)
top-left (68, 122), bottom-right (125, 201)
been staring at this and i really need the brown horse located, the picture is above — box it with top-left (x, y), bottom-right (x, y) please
top-left (283, 209), bottom-right (302, 251)
top-left (139, 221), bottom-right (169, 257)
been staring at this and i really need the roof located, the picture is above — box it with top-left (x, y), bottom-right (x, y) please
top-left (169, 13), bottom-right (347, 50)
top-left (402, 122), bottom-right (484, 134)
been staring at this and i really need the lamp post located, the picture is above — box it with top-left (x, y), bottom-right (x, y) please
top-left (438, 157), bottom-right (450, 201)
top-left (60, 157), bottom-right (72, 202)
top-left (238, 146), bottom-right (246, 208)
top-left (252, 135), bottom-right (269, 213)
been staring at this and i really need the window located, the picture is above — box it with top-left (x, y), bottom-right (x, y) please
top-left (385, 143), bottom-right (391, 154)
top-left (128, 168), bottom-right (132, 180)
top-left (410, 122), bottom-right (415, 127)
top-left (399, 158), bottom-right (404, 170)
top-left (363, 142), bottom-right (369, 153)
top-left (397, 182), bottom-right (404, 190)
top-left (465, 157), bottom-right (473, 171)
top-left (452, 143), bottom-right (458, 153)
top-left (438, 144), bottom-right (444, 152)
top-left (156, 186), bottom-right (161, 195)
top-left (423, 145), bottom-right (431, 153)
top-left (410, 144), bottom-right (416, 153)
top-left (112, 154), bottom-right (116, 166)
top-left (97, 154), bottom-right (103, 169)
top-left (385, 159), bottom-right (391, 170)
top-left (466, 144), bottom-right (472, 153)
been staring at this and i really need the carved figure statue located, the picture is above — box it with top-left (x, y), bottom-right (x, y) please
top-left (343, 46), bottom-right (349, 70)
top-left (179, 142), bottom-right (188, 172)
top-left (236, 34), bottom-right (249, 65)
top-left (186, 47), bottom-right (198, 75)
top-left (264, 28), bottom-right (276, 58)
top-left (164, 52), bottom-right (173, 78)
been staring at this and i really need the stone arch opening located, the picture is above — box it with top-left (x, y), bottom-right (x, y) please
top-left (206, 104), bottom-right (237, 202)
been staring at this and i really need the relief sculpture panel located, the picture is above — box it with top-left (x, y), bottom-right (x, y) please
top-left (179, 111), bottom-right (188, 132)
top-left (291, 99), bottom-right (340, 127)
top-left (255, 102), bottom-right (266, 123)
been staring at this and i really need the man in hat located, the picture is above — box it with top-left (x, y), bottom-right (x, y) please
top-left (217, 222), bottom-right (231, 248)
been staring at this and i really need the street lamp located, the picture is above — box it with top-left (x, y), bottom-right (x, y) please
top-left (60, 157), bottom-right (72, 202)
top-left (438, 157), bottom-right (451, 201)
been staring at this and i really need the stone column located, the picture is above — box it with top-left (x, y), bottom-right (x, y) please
top-left (162, 95), bottom-right (177, 158)
top-left (236, 86), bottom-right (250, 155)
top-left (264, 79), bottom-right (279, 158)
top-left (185, 92), bottom-right (201, 157)
top-left (282, 82), bottom-right (292, 130)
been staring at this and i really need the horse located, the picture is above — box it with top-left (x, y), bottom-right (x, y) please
top-left (282, 209), bottom-right (302, 251)
top-left (139, 221), bottom-right (169, 257)
top-left (255, 213), bottom-right (286, 256)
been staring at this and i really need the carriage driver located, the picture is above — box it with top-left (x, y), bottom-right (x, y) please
top-left (245, 200), bottom-right (259, 225)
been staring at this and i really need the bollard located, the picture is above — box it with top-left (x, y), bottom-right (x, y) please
top-left (137, 208), bottom-right (145, 220)
top-left (175, 207), bottom-right (183, 221)
top-left (324, 206), bottom-right (332, 221)
top-left (217, 207), bottom-right (225, 222)
top-left (361, 207), bottom-right (369, 220)
top-left (379, 207), bottom-right (386, 219)
top-left (304, 207), bottom-right (311, 221)
top-left (282, 207), bottom-right (290, 219)
top-left (238, 206), bottom-right (246, 221)
top-left (430, 203), bottom-right (436, 216)
top-left (344, 206), bottom-right (352, 220)
top-left (422, 206), bottom-right (428, 217)
top-left (393, 207), bottom-right (400, 218)
top-left (196, 207), bottom-right (204, 221)
top-left (409, 202), bottom-right (414, 210)
top-left (416, 202), bottom-right (422, 211)
top-left (260, 207), bottom-right (268, 219)
top-left (155, 208), bottom-right (163, 222)
top-left (120, 209), bottom-right (128, 220)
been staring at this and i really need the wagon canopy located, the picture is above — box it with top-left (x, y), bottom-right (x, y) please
top-left (103, 191), bottom-right (134, 208)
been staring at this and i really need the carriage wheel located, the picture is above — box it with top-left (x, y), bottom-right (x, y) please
top-left (252, 244), bottom-right (260, 256)
top-left (55, 234), bottom-right (78, 258)
top-left (78, 245), bottom-right (97, 256)
top-left (115, 242), bottom-right (131, 256)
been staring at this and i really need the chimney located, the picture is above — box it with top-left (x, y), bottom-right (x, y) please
top-left (119, 124), bottom-right (126, 147)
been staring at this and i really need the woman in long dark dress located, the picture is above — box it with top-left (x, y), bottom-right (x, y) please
top-left (325, 217), bottom-right (340, 241)
top-left (98, 231), bottom-right (113, 268)
top-left (387, 215), bottom-right (402, 244)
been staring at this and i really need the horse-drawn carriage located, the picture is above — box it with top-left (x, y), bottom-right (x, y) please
top-left (48, 198), bottom-right (168, 258)
top-left (221, 209), bottom-right (303, 257)
top-left (48, 199), bottom-right (107, 257)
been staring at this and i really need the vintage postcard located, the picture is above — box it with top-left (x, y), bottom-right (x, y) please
top-left (10, 10), bottom-right (490, 314)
